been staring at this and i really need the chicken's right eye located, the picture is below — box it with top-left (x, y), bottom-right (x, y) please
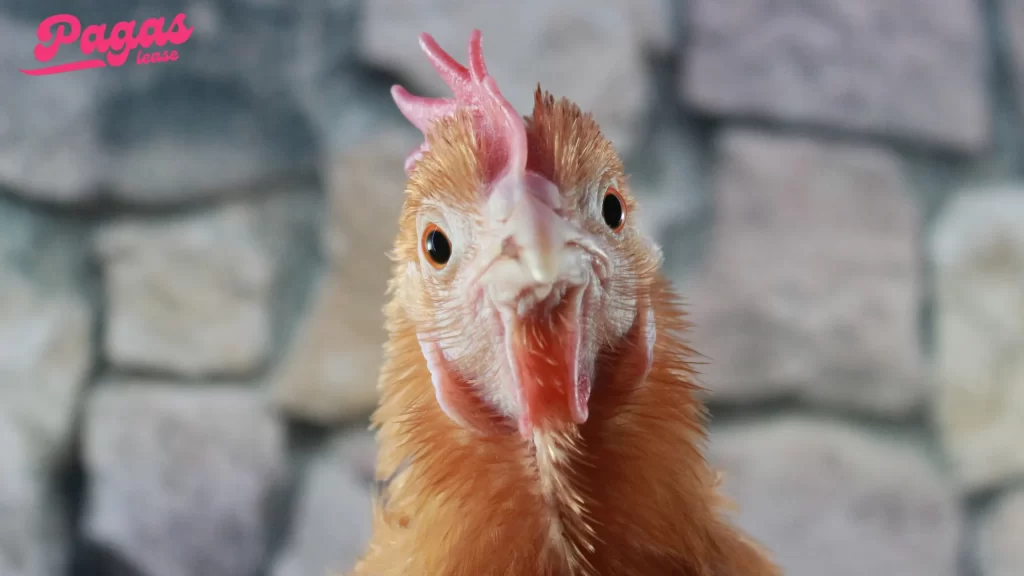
top-left (421, 224), bottom-right (452, 269)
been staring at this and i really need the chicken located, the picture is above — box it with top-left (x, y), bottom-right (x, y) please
top-left (350, 29), bottom-right (782, 576)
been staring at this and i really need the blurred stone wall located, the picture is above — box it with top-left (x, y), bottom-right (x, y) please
top-left (1, 1), bottom-right (1023, 575)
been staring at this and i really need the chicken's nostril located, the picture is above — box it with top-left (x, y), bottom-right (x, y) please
top-left (500, 236), bottom-right (519, 259)
top-left (499, 235), bottom-right (560, 284)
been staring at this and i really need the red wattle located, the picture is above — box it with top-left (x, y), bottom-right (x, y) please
top-left (509, 299), bottom-right (587, 435)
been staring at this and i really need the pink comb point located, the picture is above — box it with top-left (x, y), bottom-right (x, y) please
top-left (392, 29), bottom-right (527, 185)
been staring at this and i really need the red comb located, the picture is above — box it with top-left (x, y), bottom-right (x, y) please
top-left (391, 29), bottom-right (527, 185)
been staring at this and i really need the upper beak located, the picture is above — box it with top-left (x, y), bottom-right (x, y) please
top-left (492, 172), bottom-right (575, 288)
top-left (470, 172), bottom-right (610, 312)
top-left (506, 188), bottom-right (568, 285)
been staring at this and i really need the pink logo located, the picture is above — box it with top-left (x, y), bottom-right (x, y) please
top-left (20, 13), bottom-right (193, 76)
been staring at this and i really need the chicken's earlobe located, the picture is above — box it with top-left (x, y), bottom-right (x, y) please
top-left (417, 334), bottom-right (503, 436)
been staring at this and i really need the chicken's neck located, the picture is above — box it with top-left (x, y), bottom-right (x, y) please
top-left (529, 424), bottom-right (598, 575)
top-left (363, 277), bottom-right (770, 576)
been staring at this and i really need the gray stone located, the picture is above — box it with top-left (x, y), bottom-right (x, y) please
top-left (95, 202), bottom-right (276, 378)
top-left (98, 72), bottom-right (317, 204)
top-left (627, 118), bottom-right (709, 282)
top-left (688, 130), bottom-right (924, 415)
top-left (295, 67), bottom-right (408, 156)
top-left (358, 0), bottom-right (652, 155)
top-left (631, 0), bottom-right (674, 54)
top-left (321, 129), bottom-right (417, 267)
top-left (629, 122), bottom-right (704, 243)
top-left (272, 268), bottom-right (386, 423)
top-left (273, 131), bottom-right (415, 424)
top-left (82, 382), bottom-right (287, 576)
top-left (0, 269), bottom-right (92, 469)
top-left (85, 0), bottom-right (365, 204)
top-left (166, 0), bottom-right (356, 98)
top-left (4, 0), bottom-right (357, 92)
top-left (104, 0), bottom-right (358, 97)
top-left (682, 0), bottom-right (989, 152)
top-left (271, 430), bottom-right (376, 576)
top-left (1001, 0), bottom-right (1024, 125)
top-left (0, 195), bottom-right (90, 292)
top-left (979, 489), bottom-right (1024, 576)
top-left (3, 2), bottom-right (348, 205)
top-left (0, 415), bottom-right (55, 576)
top-left (708, 417), bottom-right (961, 576)
top-left (0, 15), bottom-right (106, 202)
top-left (929, 187), bottom-right (1024, 492)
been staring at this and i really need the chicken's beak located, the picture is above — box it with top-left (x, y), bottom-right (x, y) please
top-left (482, 173), bottom-right (594, 438)
top-left (503, 177), bottom-right (570, 285)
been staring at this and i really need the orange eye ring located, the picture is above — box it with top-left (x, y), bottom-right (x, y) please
top-left (421, 223), bottom-right (452, 269)
top-left (602, 187), bottom-right (626, 233)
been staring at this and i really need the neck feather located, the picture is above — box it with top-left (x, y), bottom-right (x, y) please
top-left (357, 275), bottom-right (765, 576)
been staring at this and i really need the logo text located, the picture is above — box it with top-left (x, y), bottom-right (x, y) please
top-left (20, 13), bottom-right (193, 76)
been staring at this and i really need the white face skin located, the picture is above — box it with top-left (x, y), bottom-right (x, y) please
top-left (403, 169), bottom-right (662, 438)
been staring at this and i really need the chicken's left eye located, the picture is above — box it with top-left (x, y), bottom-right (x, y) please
top-left (422, 224), bottom-right (452, 269)
top-left (602, 187), bottom-right (626, 232)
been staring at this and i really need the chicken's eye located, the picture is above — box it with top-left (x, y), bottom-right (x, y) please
top-left (421, 224), bottom-right (452, 269)
top-left (602, 187), bottom-right (626, 232)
